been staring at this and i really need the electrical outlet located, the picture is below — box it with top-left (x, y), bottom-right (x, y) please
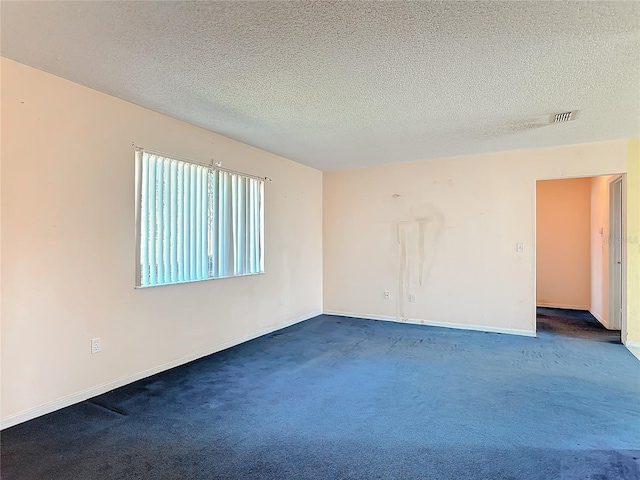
top-left (277, 297), bottom-right (282, 307)
top-left (91, 337), bottom-right (101, 354)
top-left (409, 294), bottom-right (416, 303)
top-left (516, 243), bottom-right (524, 253)
top-left (384, 291), bottom-right (391, 300)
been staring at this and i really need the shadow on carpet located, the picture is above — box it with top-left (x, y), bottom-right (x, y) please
top-left (536, 307), bottom-right (621, 343)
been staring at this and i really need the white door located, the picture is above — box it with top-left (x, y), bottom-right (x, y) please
top-left (609, 176), bottom-right (624, 333)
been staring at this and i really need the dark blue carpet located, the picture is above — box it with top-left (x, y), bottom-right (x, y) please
top-left (2, 311), bottom-right (639, 479)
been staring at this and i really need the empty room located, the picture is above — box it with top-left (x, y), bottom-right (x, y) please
top-left (1, 2), bottom-right (639, 479)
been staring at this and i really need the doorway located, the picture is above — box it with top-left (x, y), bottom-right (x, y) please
top-left (535, 175), bottom-right (626, 341)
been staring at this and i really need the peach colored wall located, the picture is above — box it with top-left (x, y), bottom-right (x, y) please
top-left (323, 141), bottom-right (627, 335)
top-left (536, 178), bottom-right (591, 310)
top-left (1, 58), bottom-right (323, 426)
top-left (590, 175), bottom-right (615, 327)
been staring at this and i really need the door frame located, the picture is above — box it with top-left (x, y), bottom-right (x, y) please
top-left (608, 175), bottom-right (627, 341)
top-left (533, 174), bottom-right (627, 339)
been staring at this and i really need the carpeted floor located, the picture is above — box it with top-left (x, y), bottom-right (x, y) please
top-left (2, 311), bottom-right (639, 479)
top-left (536, 307), bottom-right (622, 342)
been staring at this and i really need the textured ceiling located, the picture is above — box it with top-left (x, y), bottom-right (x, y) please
top-left (2, 1), bottom-right (640, 171)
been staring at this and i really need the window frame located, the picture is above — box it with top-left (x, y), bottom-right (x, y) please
top-left (134, 149), bottom-right (265, 288)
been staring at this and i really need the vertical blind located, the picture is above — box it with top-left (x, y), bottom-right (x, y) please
top-left (135, 151), bottom-right (264, 287)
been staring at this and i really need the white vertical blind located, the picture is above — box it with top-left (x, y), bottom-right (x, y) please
top-left (169, 161), bottom-right (178, 283)
top-left (136, 151), bottom-right (264, 287)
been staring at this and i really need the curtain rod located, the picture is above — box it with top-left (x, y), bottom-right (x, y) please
top-left (132, 143), bottom-right (272, 182)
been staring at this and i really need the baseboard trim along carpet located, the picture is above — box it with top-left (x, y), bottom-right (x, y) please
top-left (323, 310), bottom-right (536, 337)
top-left (536, 302), bottom-right (590, 310)
top-left (589, 309), bottom-right (610, 329)
top-left (0, 311), bottom-right (321, 430)
top-left (626, 341), bottom-right (640, 362)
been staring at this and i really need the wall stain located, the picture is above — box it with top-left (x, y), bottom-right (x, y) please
top-left (395, 205), bottom-right (444, 321)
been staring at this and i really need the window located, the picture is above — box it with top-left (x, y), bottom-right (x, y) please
top-left (135, 150), bottom-right (264, 287)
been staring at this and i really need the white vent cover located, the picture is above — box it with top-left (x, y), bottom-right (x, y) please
top-left (551, 111), bottom-right (577, 123)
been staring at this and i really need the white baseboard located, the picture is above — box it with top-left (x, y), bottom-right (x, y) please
top-left (537, 303), bottom-right (590, 311)
top-left (323, 310), bottom-right (536, 337)
top-left (589, 310), bottom-right (610, 329)
top-left (626, 342), bottom-right (640, 362)
top-left (0, 312), bottom-right (320, 431)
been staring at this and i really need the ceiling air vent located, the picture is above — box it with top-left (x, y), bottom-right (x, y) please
top-left (551, 111), bottom-right (577, 123)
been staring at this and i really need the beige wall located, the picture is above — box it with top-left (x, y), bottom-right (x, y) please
top-left (0, 58), bottom-right (323, 426)
top-left (323, 141), bottom-right (627, 335)
top-left (536, 178), bottom-right (591, 310)
top-left (627, 138), bottom-right (640, 349)
top-left (590, 175), bottom-right (615, 327)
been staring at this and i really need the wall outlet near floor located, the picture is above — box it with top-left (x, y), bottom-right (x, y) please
top-left (409, 294), bottom-right (416, 303)
top-left (516, 243), bottom-right (524, 253)
top-left (384, 291), bottom-right (391, 300)
top-left (277, 297), bottom-right (282, 307)
top-left (91, 337), bottom-right (101, 354)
